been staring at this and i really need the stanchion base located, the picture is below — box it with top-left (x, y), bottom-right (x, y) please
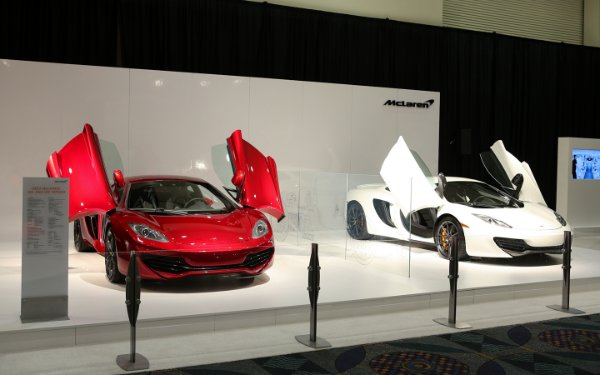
top-left (547, 305), bottom-right (585, 315)
top-left (433, 318), bottom-right (471, 329)
top-left (116, 353), bottom-right (150, 371)
top-left (295, 334), bottom-right (331, 349)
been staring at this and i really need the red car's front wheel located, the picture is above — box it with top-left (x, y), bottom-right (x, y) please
top-left (105, 227), bottom-right (125, 284)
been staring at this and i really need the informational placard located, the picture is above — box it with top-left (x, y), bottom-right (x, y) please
top-left (21, 177), bottom-right (69, 322)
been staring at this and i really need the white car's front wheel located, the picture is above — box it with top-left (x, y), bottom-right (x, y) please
top-left (434, 216), bottom-right (468, 260)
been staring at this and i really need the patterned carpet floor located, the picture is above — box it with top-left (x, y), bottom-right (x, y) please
top-left (139, 313), bottom-right (600, 374)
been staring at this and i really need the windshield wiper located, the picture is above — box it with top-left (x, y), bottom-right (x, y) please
top-left (469, 202), bottom-right (496, 208)
top-left (185, 208), bottom-right (231, 214)
top-left (130, 208), bottom-right (188, 215)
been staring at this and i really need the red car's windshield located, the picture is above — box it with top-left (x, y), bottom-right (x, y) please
top-left (127, 180), bottom-right (235, 214)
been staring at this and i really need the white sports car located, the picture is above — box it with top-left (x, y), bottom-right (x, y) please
top-left (346, 137), bottom-right (570, 260)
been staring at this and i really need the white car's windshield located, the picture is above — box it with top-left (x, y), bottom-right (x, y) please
top-left (127, 180), bottom-right (235, 214)
top-left (443, 181), bottom-right (522, 208)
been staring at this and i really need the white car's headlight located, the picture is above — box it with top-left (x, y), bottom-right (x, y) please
top-left (252, 219), bottom-right (269, 239)
top-left (129, 223), bottom-right (169, 242)
top-left (472, 214), bottom-right (512, 228)
top-left (554, 211), bottom-right (567, 226)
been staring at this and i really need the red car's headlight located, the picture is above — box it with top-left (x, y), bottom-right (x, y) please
top-left (252, 219), bottom-right (269, 239)
top-left (128, 223), bottom-right (169, 242)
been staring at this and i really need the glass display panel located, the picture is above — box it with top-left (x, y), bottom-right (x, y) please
top-left (267, 168), bottom-right (300, 245)
top-left (344, 173), bottom-right (413, 277)
top-left (99, 139), bottom-right (124, 186)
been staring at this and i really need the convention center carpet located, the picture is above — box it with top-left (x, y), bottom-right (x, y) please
top-left (138, 313), bottom-right (600, 374)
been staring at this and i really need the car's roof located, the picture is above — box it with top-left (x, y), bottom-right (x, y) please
top-left (124, 175), bottom-right (209, 184)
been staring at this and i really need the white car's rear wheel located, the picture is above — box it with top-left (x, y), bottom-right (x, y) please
top-left (435, 216), bottom-right (468, 260)
top-left (347, 202), bottom-right (373, 240)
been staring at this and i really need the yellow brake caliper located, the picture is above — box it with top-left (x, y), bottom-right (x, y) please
top-left (441, 227), bottom-right (449, 251)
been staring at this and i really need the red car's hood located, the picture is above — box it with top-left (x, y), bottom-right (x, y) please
top-left (126, 209), bottom-right (265, 249)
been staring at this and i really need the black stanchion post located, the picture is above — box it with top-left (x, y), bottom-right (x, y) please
top-left (295, 243), bottom-right (331, 348)
top-left (116, 251), bottom-right (149, 371)
top-left (548, 231), bottom-right (584, 315)
top-left (434, 235), bottom-right (471, 329)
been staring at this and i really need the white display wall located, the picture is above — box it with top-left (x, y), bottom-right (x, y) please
top-left (0, 59), bottom-right (440, 241)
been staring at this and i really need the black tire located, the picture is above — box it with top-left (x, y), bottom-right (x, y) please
top-left (74, 219), bottom-right (93, 252)
top-left (347, 201), bottom-right (373, 240)
top-left (105, 227), bottom-right (125, 284)
top-left (434, 216), bottom-right (468, 260)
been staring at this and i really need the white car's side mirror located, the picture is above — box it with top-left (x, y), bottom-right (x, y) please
top-left (437, 173), bottom-right (447, 199)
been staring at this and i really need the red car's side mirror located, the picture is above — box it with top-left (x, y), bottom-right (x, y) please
top-left (113, 169), bottom-right (125, 188)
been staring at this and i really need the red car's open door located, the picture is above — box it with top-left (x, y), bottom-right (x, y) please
top-left (227, 130), bottom-right (285, 221)
top-left (46, 124), bottom-right (116, 221)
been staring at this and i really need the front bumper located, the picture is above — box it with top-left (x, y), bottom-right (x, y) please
top-left (117, 246), bottom-right (275, 280)
top-left (464, 227), bottom-right (568, 258)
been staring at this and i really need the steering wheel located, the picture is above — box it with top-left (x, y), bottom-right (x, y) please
top-left (184, 197), bottom-right (204, 208)
top-left (472, 195), bottom-right (492, 205)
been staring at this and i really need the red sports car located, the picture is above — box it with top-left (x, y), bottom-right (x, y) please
top-left (47, 124), bottom-right (284, 283)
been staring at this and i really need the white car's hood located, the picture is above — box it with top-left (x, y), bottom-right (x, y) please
top-left (471, 202), bottom-right (563, 231)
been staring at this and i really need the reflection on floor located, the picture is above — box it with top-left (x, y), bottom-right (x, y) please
top-left (1, 232), bottom-right (600, 324)
top-left (1, 233), bottom-right (600, 374)
top-left (0, 232), bottom-right (599, 345)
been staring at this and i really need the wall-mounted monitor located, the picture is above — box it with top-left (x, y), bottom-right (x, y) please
top-left (572, 148), bottom-right (600, 180)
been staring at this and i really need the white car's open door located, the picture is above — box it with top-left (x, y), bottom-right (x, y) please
top-left (480, 140), bottom-right (547, 206)
top-left (380, 136), bottom-right (443, 215)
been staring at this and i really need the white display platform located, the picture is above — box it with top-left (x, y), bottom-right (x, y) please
top-left (1, 233), bottom-right (599, 353)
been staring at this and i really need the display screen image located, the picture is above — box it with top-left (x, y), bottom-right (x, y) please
top-left (572, 148), bottom-right (600, 180)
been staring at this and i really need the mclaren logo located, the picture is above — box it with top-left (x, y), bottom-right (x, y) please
top-left (384, 99), bottom-right (434, 108)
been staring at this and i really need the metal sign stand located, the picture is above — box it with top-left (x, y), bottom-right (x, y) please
top-left (434, 235), bottom-right (471, 329)
top-left (548, 231), bottom-right (585, 315)
top-left (116, 251), bottom-right (149, 371)
top-left (295, 243), bottom-right (331, 348)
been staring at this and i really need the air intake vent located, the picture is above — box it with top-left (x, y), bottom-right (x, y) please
top-left (493, 237), bottom-right (563, 256)
top-left (443, 0), bottom-right (583, 45)
top-left (141, 248), bottom-right (274, 274)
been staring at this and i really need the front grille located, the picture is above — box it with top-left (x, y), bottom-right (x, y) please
top-left (140, 248), bottom-right (274, 274)
top-left (493, 237), bottom-right (563, 256)
top-left (140, 255), bottom-right (189, 274)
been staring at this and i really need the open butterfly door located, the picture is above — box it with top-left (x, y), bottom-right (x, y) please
top-left (480, 140), bottom-right (547, 206)
top-left (380, 136), bottom-right (443, 215)
top-left (226, 130), bottom-right (285, 221)
top-left (46, 124), bottom-right (116, 221)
